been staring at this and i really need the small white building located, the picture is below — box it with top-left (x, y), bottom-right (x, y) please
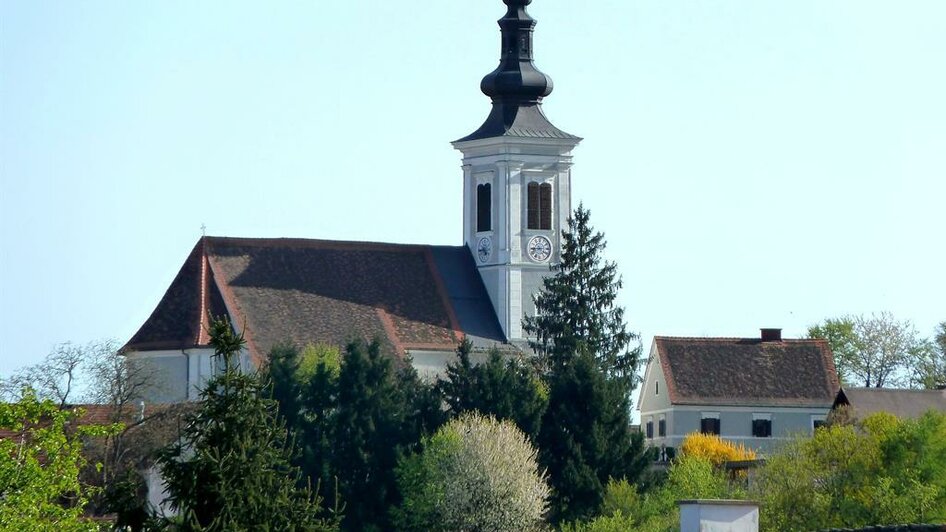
top-left (638, 329), bottom-right (840, 456)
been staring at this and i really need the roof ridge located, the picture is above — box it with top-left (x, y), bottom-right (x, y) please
top-left (654, 336), bottom-right (822, 342)
top-left (204, 235), bottom-right (464, 252)
top-left (845, 387), bottom-right (946, 394)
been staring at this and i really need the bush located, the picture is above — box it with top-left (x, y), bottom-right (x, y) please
top-left (680, 432), bottom-right (756, 466)
top-left (393, 412), bottom-right (549, 531)
top-left (752, 411), bottom-right (946, 531)
top-left (564, 456), bottom-right (742, 532)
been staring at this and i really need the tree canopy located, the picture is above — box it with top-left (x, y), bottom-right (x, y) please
top-left (156, 317), bottom-right (337, 531)
top-left (394, 413), bottom-right (549, 532)
top-left (523, 204), bottom-right (640, 382)
top-left (0, 390), bottom-right (119, 532)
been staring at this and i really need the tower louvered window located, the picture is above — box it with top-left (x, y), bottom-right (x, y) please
top-left (527, 182), bottom-right (552, 230)
top-left (477, 183), bottom-right (491, 232)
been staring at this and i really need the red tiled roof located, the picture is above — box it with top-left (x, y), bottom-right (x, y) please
top-left (123, 237), bottom-right (506, 363)
top-left (654, 336), bottom-right (840, 407)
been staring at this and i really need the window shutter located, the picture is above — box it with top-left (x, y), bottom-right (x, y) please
top-left (539, 183), bottom-right (552, 230)
top-left (527, 182), bottom-right (539, 229)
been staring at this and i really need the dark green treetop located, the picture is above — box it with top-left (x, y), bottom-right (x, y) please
top-left (155, 317), bottom-right (338, 531)
top-left (523, 204), bottom-right (641, 384)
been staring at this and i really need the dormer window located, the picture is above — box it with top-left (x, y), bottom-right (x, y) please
top-left (527, 182), bottom-right (552, 230)
top-left (477, 183), bottom-right (491, 232)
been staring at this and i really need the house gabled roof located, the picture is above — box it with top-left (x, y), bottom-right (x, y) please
top-left (833, 387), bottom-right (946, 419)
top-left (653, 336), bottom-right (840, 407)
top-left (123, 237), bottom-right (507, 364)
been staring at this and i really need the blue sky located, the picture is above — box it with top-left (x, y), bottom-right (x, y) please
top-left (2, 1), bottom-right (944, 374)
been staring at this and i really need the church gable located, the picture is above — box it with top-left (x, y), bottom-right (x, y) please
top-left (123, 240), bottom-right (227, 352)
top-left (124, 237), bottom-right (506, 363)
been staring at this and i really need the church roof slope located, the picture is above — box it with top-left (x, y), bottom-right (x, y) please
top-left (833, 387), bottom-right (946, 419)
top-left (654, 336), bottom-right (840, 407)
top-left (123, 237), bottom-right (506, 362)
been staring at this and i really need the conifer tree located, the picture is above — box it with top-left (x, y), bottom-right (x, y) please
top-left (156, 317), bottom-right (337, 531)
top-left (522, 205), bottom-right (651, 522)
top-left (331, 339), bottom-right (441, 532)
top-left (439, 338), bottom-right (548, 440)
top-left (538, 351), bottom-right (651, 522)
top-left (523, 204), bottom-right (641, 382)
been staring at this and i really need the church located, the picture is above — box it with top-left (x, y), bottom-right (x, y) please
top-left (122, 0), bottom-right (582, 402)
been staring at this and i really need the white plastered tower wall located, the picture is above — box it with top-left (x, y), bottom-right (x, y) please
top-left (453, 135), bottom-right (579, 341)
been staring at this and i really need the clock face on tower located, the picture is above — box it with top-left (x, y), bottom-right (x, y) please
top-left (527, 235), bottom-right (552, 262)
top-left (477, 236), bottom-right (492, 263)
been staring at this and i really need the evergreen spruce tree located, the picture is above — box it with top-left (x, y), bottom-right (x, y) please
top-left (156, 317), bottom-right (337, 531)
top-left (332, 339), bottom-right (440, 532)
top-left (439, 338), bottom-right (548, 440)
top-left (523, 204), bottom-right (640, 382)
top-left (538, 351), bottom-right (651, 522)
top-left (523, 205), bottom-right (652, 522)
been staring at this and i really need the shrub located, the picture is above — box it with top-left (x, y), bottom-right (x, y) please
top-left (680, 432), bottom-right (756, 466)
top-left (393, 412), bottom-right (549, 531)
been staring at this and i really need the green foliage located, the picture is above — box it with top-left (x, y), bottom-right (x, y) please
top-left (330, 340), bottom-right (443, 532)
top-left (522, 204), bottom-right (641, 382)
top-left (564, 457), bottom-right (740, 532)
top-left (910, 324), bottom-right (946, 389)
top-left (438, 338), bottom-right (548, 440)
top-left (156, 317), bottom-right (337, 531)
top-left (809, 312), bottom-right (926, 388)
top-left (393, 413), bottom-right (549, 532)
top-left (0, 390), bottom-right (119, 532)
top-left (808, 316), bottom-right (858, 385)
top-left (753, 411), bottom-right (946, 531)
top-left (537, 351), bottom-right (652, 522)
top-left (265, 338), bottom-right (444, 532)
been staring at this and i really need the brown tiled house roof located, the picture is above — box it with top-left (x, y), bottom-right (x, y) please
top-left (123, 237), bottom-right (506, 363)
top-left (654, 336), bottom-right (840, 407)
top-left (833, 387), bottom-right (946, 419)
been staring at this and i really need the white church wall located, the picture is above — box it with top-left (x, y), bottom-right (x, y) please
top-left (125, 347), bottom-right (217, 403)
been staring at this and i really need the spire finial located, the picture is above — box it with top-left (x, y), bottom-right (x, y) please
top-left (480, 0), bottom-right (553, 103)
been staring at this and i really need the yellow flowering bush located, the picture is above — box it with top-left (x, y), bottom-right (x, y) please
top-left (680, 432), bottom-right (756, 466)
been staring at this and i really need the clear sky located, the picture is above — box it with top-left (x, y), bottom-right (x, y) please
top-left (1, 1), bottom-right (944, 375)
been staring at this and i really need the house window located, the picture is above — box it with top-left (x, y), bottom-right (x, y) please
top-left (527, 182), bottom-right (552, 230)
top-left (812, 415), bottom-right (826, 432)
top-left (658, 415), bottom-right (666, 437)
top-left (700, 413), bottom-right (720, 435)
top-left (476, 183), bottom-right (491, 232)
top-left (752, 414), bottom-right (772, 438)
top-left (645, 419), bottom-right (654, 439)
top-left (655, 380), bottom-right (659, 395)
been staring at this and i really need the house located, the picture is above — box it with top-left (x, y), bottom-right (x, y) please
top-left (832, 387), bottom-right (946, 420)
top-left (122, 0), bottom-right (581, 402)
top-left (637, 328), bottom-right (840, 456)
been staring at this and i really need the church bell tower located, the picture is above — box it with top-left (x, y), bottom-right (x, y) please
top-left (453, 0), bottom-right (581, 342)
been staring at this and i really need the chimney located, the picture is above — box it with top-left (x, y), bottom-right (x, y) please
top-left (760, 328), bottom-right (782, 342)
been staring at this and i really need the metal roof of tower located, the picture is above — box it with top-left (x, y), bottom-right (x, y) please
top-left (455, 0), bottom-right (580, 143)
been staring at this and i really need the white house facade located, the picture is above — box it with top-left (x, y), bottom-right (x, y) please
top-left (638, 329), bottom-right (839, 456)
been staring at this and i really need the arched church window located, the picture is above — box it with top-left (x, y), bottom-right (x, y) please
top-left (477, 183), bottom-right (491, 232)
top-left (527, 182), bottom-right (553, 230)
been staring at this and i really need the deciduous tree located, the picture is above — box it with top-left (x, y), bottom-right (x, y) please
top-left (393, 413), bottom-right (549, 532)
top-left (809, 312), bottom-right (923, 388)
top-left (0, 390), bottom-right (119, 531)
